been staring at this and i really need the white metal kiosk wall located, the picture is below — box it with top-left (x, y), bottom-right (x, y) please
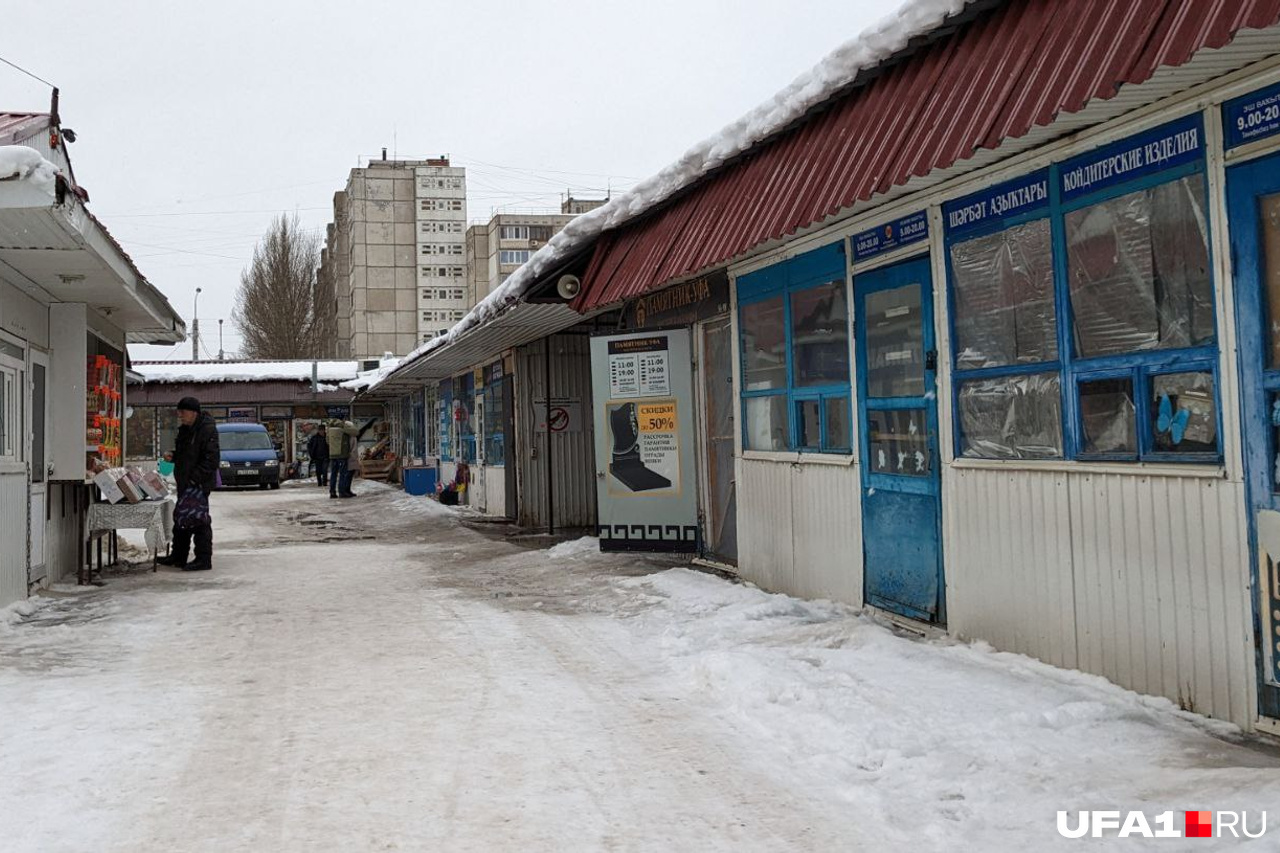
top-left (725, 60), bottom-right (1280, 729)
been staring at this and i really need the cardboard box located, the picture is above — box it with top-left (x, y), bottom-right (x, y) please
top-left (139, 471), bottom-right (169, 499)
top-left (93, 469), bottom-right (125, 504)
top-left (116, 475), bottom-right (142, 504)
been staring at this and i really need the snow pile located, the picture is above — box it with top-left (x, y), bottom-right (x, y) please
top-left (0, 597), bottom-right (43, 629)
top-left (133, 360), bottom-right (360, 384)
top-left (361, 0), bottom-right (972, 393)
top-left (546, 536), bottom-right (600, 560)
top-left (0, 144), bottom-right (59, 195)
top-left (387, 493), bottom-right (452, 518)
top-left (612, 568), bottom-right (1280, 848)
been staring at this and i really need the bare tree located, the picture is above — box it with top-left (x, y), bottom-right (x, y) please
top-left (232, 214), bottom-right (329, 359)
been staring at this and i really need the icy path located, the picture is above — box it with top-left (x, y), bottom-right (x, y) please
top-left (2, 482), bottom-right (1279, 851)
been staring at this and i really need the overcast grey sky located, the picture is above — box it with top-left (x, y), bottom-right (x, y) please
top-left (3, 0), bottom-right (906, 361)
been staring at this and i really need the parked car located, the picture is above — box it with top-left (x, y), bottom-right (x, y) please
top-left (216, 423), bottom-right (281, 489)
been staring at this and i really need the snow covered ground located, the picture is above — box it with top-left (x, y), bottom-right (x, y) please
top-left (2, 482), bottom-right (1278, 851)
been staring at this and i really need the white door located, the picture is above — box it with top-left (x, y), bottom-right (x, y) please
top-left (0, 338), bottom-right (27, 605)
top-left (28, 351), bottom-right (48, 582)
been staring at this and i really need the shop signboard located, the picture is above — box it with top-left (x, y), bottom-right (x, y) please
top-left (1224, 82), bottom-right (1280, 150)
top-left (1058, 113), bottom-right (1203, 202)
top-left (943, 168), bottom-right (1050, 238)
top-left (852, 210), bottom-right (928, 262)
top-left (625, 270), bottom-right (729, 330)
top-left (590, 329), bottom-right (698, 552)
top-left (227, 407), bottom-right (257, 423)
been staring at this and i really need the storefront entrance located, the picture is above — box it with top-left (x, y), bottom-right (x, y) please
top-left (698, 316), bottom-right (737, 564)
top-left (1227, 150), bottom-right (1280, 721)
top-left (854, 256), bottom-right (944, 623)
top-left (28, 351), bottom-right (48, 583)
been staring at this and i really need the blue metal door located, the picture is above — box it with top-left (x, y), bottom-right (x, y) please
top-left (855, 256), bottom-right (944, 623)
top-left (1226, 152), bottom-right (1280, 720)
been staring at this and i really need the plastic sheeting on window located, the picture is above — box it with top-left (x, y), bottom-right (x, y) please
top-left (1150, 371), bottom-right (1217, 454)
top-left (958, 372), bottom-right (1063, 459)
top-left (744, 395), bottom-right (788, 451)
top-left (950, 219), bottom-right (1057, 370)
top-left (1079, 377), bottom-right (1137, 456)
top-left (740, 295), bottom-right (787, 391)
top-left (1066, 176), bottom-right (1213, 359)
top-left (791, 280), bottom-right (850, 387)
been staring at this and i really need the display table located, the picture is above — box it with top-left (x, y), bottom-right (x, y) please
top-left (84, 498), bottom-right (175, 580)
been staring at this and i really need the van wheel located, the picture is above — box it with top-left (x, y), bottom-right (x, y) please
top-left (269, 482), bottom-right (280, 490)
top-left (259, 483), bottom-right (269, 490)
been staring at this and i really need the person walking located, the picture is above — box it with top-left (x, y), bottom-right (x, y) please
top-left (326, 418), bottom-right (358, 499)
top-left (339, 417), bottom-right (380, 499)
top-left (307, 424), bottom-right (329, 487)
top-left (158, 396), bottom-right (219, 571)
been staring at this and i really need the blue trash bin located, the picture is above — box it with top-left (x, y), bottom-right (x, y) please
top-left (403, 467), bottom-right (437, 497)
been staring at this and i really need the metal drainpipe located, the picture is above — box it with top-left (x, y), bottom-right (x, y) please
top-left (545, 339), bottom-right (554, 536)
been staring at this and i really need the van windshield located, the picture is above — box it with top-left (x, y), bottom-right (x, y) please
top-left (220, 431), bottom-right (274, 452)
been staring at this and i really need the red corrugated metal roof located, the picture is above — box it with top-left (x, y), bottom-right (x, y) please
top-left (574, 0), bottom-right (1280, 312)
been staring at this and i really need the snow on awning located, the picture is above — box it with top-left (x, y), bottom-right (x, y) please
top-left (351, 302), bottom-right (585, 397)
top-left (132, 360), bottom-right (361, 384)
top-left (0, 136), bottom-right (186, 344)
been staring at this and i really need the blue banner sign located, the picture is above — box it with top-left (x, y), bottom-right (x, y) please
top-left (1059, 114), bottom-right (1203, 202)
top-left (943, 169), bottom-right (1050, 238)
top-left (1224, 83), bottom-right (1280, 150)
top-left (852, 211), bottom-right (929, 262)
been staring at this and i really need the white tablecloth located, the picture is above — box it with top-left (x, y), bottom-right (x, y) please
top-left (87, 498), bottom-right (175, 555)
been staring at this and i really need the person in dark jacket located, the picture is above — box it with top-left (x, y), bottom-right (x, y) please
top-left (306, 424), bottom-right (329, 487)
top-left (158, 396), bottom-right (220, 571)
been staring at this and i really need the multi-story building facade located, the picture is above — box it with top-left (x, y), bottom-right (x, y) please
top-left (464, 196), bottom-right (606, 308)
top-left (319, 155), bottom-right (467, 364)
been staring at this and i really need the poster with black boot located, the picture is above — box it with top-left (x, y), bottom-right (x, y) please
top-left (159, 397), bottom-right (220, 571)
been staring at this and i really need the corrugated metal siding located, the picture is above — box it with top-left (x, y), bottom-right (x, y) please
top-left (737, 458), bottom-right (863, 606)
top-left (945, 468), bottom-right (1079, 670)
top-left (479, 465), bottom-right (507, 518)
top-left (0, 470), bottom-right (29, 607)
top-left (44, 483), bottom-right (85, 585)
top-left (737, 459), bottom-right (794, 595)
top-left (789, 462), bottom-right (863, 604)
top-left (573, 0), bottom-right (1280, 312)
top-left (945, 467), bottom-right (1254, 726)
top-left (515, 335), bottom-right (596, 530)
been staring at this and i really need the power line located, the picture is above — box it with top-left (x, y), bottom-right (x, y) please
top-left (105, 206), bottom-right (331, 219)
top-left (0, 54), bottom-right (55, 89)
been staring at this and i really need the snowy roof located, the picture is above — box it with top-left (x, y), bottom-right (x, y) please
top-left (342, 357), bottom-right (403, 392)
top-left (363, 0), bottom-right (971, 394)
top-left (0, 145), bottom-right (59, 194)
top-left (133, 360), bottom-right (361, 384)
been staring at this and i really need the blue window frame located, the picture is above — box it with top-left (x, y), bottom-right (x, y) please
top-left (944, 114), bottom-right (1222, 464)
top-left (438, 379), bottom-right (453, 461)
top-left (456, 372), bottom-right (476, 463)
top-left (482, 363), bottom-right (506, 465)
top-left (738, 241), bottom-right (852, 454)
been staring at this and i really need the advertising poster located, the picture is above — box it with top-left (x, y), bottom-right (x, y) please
top-left (590, 329), bottom-right (698, 552)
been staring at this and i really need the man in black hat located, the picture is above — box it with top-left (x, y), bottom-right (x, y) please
top-left (158, 396), bottom-right (220, 570)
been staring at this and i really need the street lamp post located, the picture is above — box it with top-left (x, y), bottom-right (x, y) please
top-left (192, 287), bottom-right (202, 361)
top-left (218, 319), bottom-right (224, 361)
